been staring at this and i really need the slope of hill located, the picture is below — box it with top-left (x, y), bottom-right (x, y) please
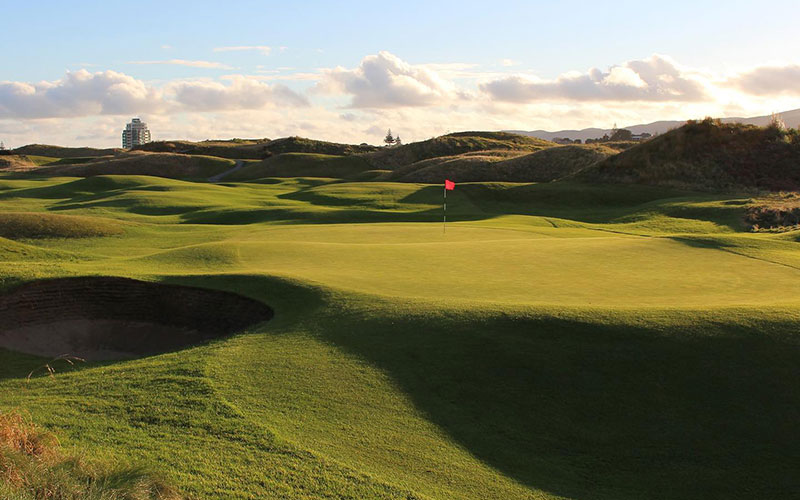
top-left (0, 155), bottom-right (37, 171)
top-left (508, 107), bottom-right (800, 142)
top-left (0, 212), bottom-right (125, 239)
top-left (366, 131), bottom-right (554, 169)
top-left (227, 153), bottom-right (372, 180)
top-left (133, 139), bottom-right (269, 159)
top-left (136, 137), bottom-right (378, 159)
top-left (12, 144), bottom-right (122, 158)
top-left (575, 119), bottom-right (800, 191)
top-left (32, 151), bottom-right (235, 180)
top-left (389, 144), bottom-right (616, 183)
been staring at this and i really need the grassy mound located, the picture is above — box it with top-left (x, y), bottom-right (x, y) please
top-left (12, 144), bottom-right (121, 158)
top-left (0, 411), bottom-right (182, 499)
top-left (366, 131), bottom-right (554, 169)
top-left (0, 156), bottom-right (36, 172)
top-left (32, 152), bottom-right (235, 180)
top-left (745, 192), bottom-right (800, 231)
top-left (391, 144), bottom-right (616, 183)
top-left (578, 119), bottom-right (800, 191)
top-left (133, 139), bottom-right (270, 159)
top-left (227, 153), bottom-right (372, 180)
top-left (264, 136), bottom-right (378, 156)
top-left (136, 137), bottom-right (377, 159)
top-left (0, 213), bottom-right (124, 239)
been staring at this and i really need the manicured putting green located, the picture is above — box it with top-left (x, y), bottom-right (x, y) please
top-left (125, 223), bottom-right (800, 307)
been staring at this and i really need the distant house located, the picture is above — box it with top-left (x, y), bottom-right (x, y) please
top-left (630, 132), bottom-right (652, 141)
top-left (122, 118), bottom-right (152, 148)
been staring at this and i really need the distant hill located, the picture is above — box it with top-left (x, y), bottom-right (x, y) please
top-left (575, 118), bottom-right (800, 191)
top-left (33, 151), bottom-right (235, 180)
top-left (366, 131), bottom-right (554, 169)
top-left (135, 137), bottom-right (378, 159)
top-left (508, 108), bottom-right (800, 142)
top-left (227, 153), bottom-right (373, 181)
top-left (11, 144), bottom-right (122, 158)
top-left (389, 144), bottom-right (617, 183)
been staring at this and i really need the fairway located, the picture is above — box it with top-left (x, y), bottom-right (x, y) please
top-left (1, 174), bottom-right (799, 499)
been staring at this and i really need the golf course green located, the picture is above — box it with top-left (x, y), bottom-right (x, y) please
top-left (1, 173), bottom-right (798, 499)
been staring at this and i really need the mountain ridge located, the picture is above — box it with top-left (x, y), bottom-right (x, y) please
top-left (506, 108), bottom-right (800, 142)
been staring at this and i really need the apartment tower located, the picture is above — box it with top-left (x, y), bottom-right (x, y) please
top-left (122, 118), bottom-right (151, 148)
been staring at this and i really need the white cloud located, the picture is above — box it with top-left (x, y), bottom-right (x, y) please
top-left (480, 55), bottom-right (707, 102)
top-left (318, 51), bottom-right (463, 108)
top-left (4, 53), bottom-right (800, 148)
top-left (128, 59), bottom-right (232, 69)
top-left (247, 72), bottom-right (322, 81)
top-left (0, 70), bottom-right (308, 120)
top-left (168, 75), bottom-right (309, 110)
top-left (0, 70), bottom-right (163, 119)
top-left (500, 59), bottom-right (519, 67)
top-left (213, 46), bottom-right (272, 56)
top-left (729, 64), bottom-right (800, 96)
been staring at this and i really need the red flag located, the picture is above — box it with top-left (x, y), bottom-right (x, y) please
top-left (445, 179), bottom-right (455, 191)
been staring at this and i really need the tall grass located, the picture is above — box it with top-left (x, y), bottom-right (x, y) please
top-left (0, 411), bottom-right (184, 499)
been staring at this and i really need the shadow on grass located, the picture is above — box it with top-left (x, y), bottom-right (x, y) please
top-left (318, 306), bottom-right (800, 499)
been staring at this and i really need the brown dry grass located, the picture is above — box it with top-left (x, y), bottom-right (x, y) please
top-left (0, 156), bottom-right (38, 172)
top-left (0, 411), bottom-right (185, 499)
top-left (746, 192), bottom-right (800, 231)
top-left (33, 151), bottom-right (233, 180)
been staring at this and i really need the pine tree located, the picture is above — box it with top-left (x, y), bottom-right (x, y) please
top-left (394, 135), bottom-right (402, 145)
top-left (384, 129), bottom-right (395, 146)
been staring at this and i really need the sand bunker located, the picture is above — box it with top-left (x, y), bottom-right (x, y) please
top-left (0, 277), bottom-right (273, 360)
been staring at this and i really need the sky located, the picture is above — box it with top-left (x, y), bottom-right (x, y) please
top-left (2, 0), bottom-right (800, 147)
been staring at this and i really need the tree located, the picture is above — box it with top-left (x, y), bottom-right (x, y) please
top-left (769, 113), bottom-right (787, 131)
top-left (394, 135), bottom-right (402, 145)
top-left (609, 128), bottom-right (633, 141)
top-left (384, 129), bottom-right (395, 146)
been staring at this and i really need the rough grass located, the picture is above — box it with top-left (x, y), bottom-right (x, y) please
top-left (579, 119), bottom-right (800, 191)
top-left (0, 156), bottom-right (37, 172)
top-left (136, 137), bottom-right (378, 159)
top-left (365, 131), bottom-right (554, 169)
top-left (0, 411), bottom-right (183, 500)
top-left (390, 144), bottom-right (616, 183)
top-left (12, 145), bottom-right (121, 158)
top-left (227, 153), bottom-right (373, 180)
top-left (0, 174), bottom-right (799, 499)
top-left (30, 152), bottom-right (235, 180)
top-left (745, 192), bottom-right (800, 231)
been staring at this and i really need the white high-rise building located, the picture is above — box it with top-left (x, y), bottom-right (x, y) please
top-left (122, 118), bottom-right (151, 148)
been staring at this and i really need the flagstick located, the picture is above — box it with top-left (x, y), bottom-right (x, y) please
top-left (443, 184), bottom-right (447, 234)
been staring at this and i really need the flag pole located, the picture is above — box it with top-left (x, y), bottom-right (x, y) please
top-left (443, 183), bottom-right (447, 233)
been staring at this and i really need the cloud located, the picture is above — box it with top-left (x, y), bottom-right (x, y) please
top-left (168, 75), bottom-right (309, 110)
top-left (248, 72), bottom-right (322, 81)
top-left (213, 46), bottom-right (271, 56)
top-left (319, 51), bottom-right (462, 108)
top-left (730, 64), bottom-right (800, 96)
top-left (0, 69), bottom-right (163, 119)
top-left (500, 59), bottom-right (519, 67)
top-left (0, 70), bottom-right (308, 119)
top-left (128, 59), bottom-right (232, 69)
top-left (480, 55), bottom-right (707, 103)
